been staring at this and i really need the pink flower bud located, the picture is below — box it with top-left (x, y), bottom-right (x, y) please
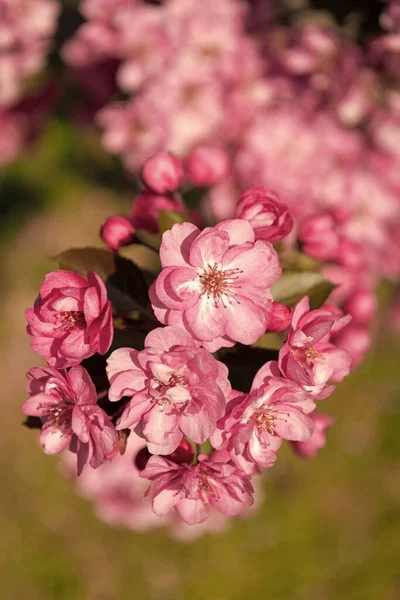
top-left (100, 216), bottom-right (135, 249)
top-left (141, 151), bottom-right (184, 194)
top-left (344, 290), bottom-right (377, 324)
top-left (184, 146), bottom-right (229, 186)
top-left (336, 239), bottom-right (364, 270)
top-left (299, 214), bottom-right (339, 260)
top-left (291, 413), bottom-right (334, 458)
top-left (268, 302), bottom-right (293, 332)
top-left (235, 186), bottom-right (293, 242)
top-left (166, 439), bottom-right (194, 465)
top-left (333, 323), bottom-right (371, 368)
top-left (130, 190), bottom-right (183, 233)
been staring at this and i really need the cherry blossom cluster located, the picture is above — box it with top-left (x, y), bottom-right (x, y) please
top-left (0, 0), bottom-right (60, 166)
top-left (23, 165), bottom-right (355, 535)
top-left (61, 0), bottom-right (400, 374)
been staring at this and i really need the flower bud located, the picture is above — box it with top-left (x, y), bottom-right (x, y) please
top-left (333, 323), bottom-right (371, 368)
top-left (166, 439), bottom-right (194, 465)
top-left (299, 214), bottom-right (339, 260)
top-left (235, 186), bottom-right (293, 242)
top-left (268, 302), bottom-right (293, 332)
top-left (184, 146), bottom-right (229, 186)
top-left (100, 216), bottom-right (135, 249)
top-left (345, 290), bottom-right (377, 324)
top-left (141, 151), bottom-right (184, 194)
top-left (130, 190), bottom-right (183, 233)
top-left (291, 413), bottom-right (334, 458)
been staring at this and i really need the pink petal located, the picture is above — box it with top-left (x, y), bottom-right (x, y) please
top-left (116, 394), bottom-right (150, 428)
top-left (155, 266), bottom-right (199, 310)
top-left (216, 219), bottom-right (255, 245)
top-left (40, 425), bottom-right (70, 454)
top-left (145, 326), bottom-right (196, 352)
top-left (107, 348), bottom-right (140, 380)
top-left (160, 222), bottom-right (200, 268)
top-left (189, 229), bottom-right (229, 268)
top-left (274, 404), bottom-right (313, 441)
top-left (184, 296), bottom-right (227, 341)
top-left (225, 294), bottom-right (266, 345)
top-left (176, 498), bottom-right (209, 524)
top-left (67, 365), bottom-right (97, 405)
top-left (152, 484), bottom-right (181, 516)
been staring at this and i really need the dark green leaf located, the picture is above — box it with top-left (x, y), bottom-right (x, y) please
top-left (158, 209), bottom-right (188, 234)
top-left (271, 272), bottom-right (335, 310)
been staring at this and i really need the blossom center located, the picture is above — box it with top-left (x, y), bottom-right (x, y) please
top-left (199, 264), bottom-right (243, 306)
top-left (305, 346), bottom-right (324, 366)
top-left (46, 399), bottom-right (75, 431)
top-left (254, 408), bottom-right (277, 435)
top-left (54, 311), bottom-right (86, 332)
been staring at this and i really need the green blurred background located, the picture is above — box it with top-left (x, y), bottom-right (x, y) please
top-left (1, 120), bottom-right (400, 600)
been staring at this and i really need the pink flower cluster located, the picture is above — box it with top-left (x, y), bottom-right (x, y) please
top-left (24, 270), bottom-right (117, 474)
top-left (0, 0), bottom-right (60, 166)
top-left (64, 0), bottom-right (400, 374)
top-left (23, 180), bottom-right (351, 531)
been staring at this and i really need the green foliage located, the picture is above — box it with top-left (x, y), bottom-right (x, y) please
top-left (272, 271), bottom-right (335, 310)
top-left (158, 209), bottom-right (188, 234)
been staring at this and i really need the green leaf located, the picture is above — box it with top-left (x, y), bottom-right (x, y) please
top-left (119, 243), bottom-right (161, 277)
top-left (278, 249), bottom-right (321, 273)
top-left (134, 228), bottom-right (162, 251)
top-left (55, 247), bottom-right (150, 314)
top-left (252, 332), bottom-right (283, 351)
top-left (219, 347), bottom-right (279, 394)
top-left (271, 271), bottom-right (335, 310)
top-left (158, 210), bottom-right (188, 234)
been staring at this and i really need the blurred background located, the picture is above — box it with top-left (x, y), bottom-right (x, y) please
top-left (1, 0), bottom-right (400, 598)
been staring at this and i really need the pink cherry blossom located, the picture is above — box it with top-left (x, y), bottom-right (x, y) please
top-left (140, 454), bottom-right (254, 524)
top-left (291, 413), bottom-right (334, 458)
top-left (279, 297), bottom-right (352, 399)
top-left (211, 361), bottom-right (315, 473)
top-left (106, 326), bottom-right (231, 454)
top-left (235, 186), bottom-right (293, 242)
top-left (149, 220), bottom-right (281, 351)
top-left (22, 365), bottom-right (118, 474)
top-left (25, 270), bottom-right (113, 369)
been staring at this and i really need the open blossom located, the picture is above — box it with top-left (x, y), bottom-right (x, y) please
top-left (211, 362), bottom-right (315, 473)
top-left (106, 326), bottom-right (231, 454)
top-left (150, 220), bottom-right (281, 351)
top-left (25, 270), bottom-right (113, 369)
top-left (22, 365), bottom-right (118, 474)
top-left (291, 413), bottom-right (334, 458)
top-left (140, 454), bottom-right (254, 525)
top-left (279, 297), bottom-right (352, 399)
top-left (235, 186), bottom-right (293, 242)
